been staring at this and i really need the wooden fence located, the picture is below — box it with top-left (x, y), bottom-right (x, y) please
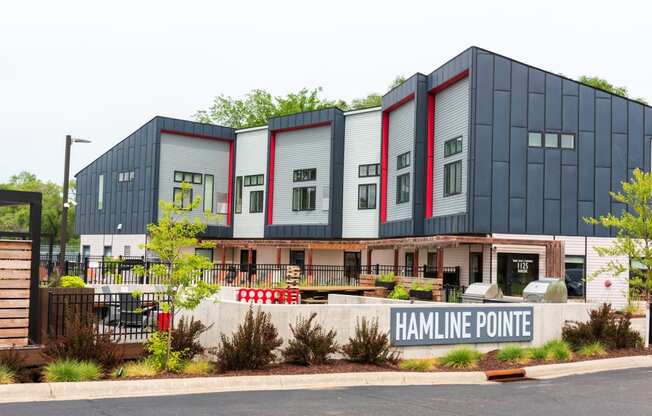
top-left (0, 240), bottom-right (32, 346)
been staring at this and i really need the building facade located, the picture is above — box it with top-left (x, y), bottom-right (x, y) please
top-left (75, 47), bottom-right (652, 309)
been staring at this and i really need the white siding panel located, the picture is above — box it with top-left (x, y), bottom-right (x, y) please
top-left (158, 133), bottom-right (229, 226)
top-left (342, 110), bottom-right (381, 238)
top-left (586, 237), bottom-right (629, 309)
top-left (387, 100), bottom-right (415, 222)
top-left (80, 234), bottom-right (147, 258)
top-left (433, 77), bottom-right (469, 216)
top-left (272, 126), bottom-right (331, 225)
top-left (234, 129), bottom-right (268, 238)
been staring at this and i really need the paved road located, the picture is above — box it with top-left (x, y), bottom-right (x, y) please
top-left (2, 367), bottom-right (652, 416)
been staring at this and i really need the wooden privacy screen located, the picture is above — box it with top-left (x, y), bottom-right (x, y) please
top-left (0, 240), bottom-right (32, 346)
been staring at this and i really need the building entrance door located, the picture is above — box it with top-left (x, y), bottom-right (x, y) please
top-left (289, 250), bottom-right (305, 272)
top-left (343, 251), bottom-right (361, 280)
top-left (497, 253), bottom-right (539, 296)
top-left (470, 252), bottom-right (483, 284)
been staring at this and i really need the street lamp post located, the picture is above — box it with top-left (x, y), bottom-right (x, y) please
top-left (59, 135), bottom-right (91, 273)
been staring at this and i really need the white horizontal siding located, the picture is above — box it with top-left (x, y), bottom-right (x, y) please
top-left (234, 128), bottom-right (268, 238)
top-left (386, 100), bottom-right (415, 222)
top-left (342, 110), bottom-right (381, 238)
top-left (586, 237), bottom-right (629, 310)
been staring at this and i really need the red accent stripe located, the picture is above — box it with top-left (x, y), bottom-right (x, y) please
top-left (383, 93), bottom-right (415, 113)
top-left (226, 141), bottom-right (234, 225)
top-left (380, 112), bottom-right (389, 224)
top-left (267, 132), bottom-right (276, 225)
top-left (428, 69), bottom-right (470, 94)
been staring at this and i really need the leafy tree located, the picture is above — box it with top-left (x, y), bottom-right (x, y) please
top-left (584, 168), bottom-right (652, 309)
top-left (578, 75), bottom-right (648, 104)
top-left (133, 182), bottom-right (219, 371)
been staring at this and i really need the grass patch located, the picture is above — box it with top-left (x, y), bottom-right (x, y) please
top-left (44, 359), bottom-right (102, 382)
top-left (439, 348), bottom-right (482, 369)
top-left (543, 340), bottom-right (573, 362)
top-left (182, 359), bottom-right (214, 376)
top-left (528, 347), bottom-right (551, 361)
top-left (0, 364), bottom-right (15, 384)
top-left (115, 360), bottom-right (159, 378)
top-left (496, 345), bottom-right (530, 364)
top-left (577, 342), bottom-right (606, 358)
top-left (398, 358), bottom-right (437, 372)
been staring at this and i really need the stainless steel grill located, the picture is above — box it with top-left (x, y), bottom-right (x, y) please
top-left (522, 277), bottom-right (568, 303)
top-left (462, 283), bottom-right (503, 303)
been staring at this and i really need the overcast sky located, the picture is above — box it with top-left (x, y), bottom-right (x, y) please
top-left (1, 0), bottom-right (650, 184)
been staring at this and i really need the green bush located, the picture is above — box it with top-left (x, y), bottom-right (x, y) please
top-left (398, 358), bottom-right (437, 371)
top-left (0, 347), bottom-right (26, 377)
top-left (496, 345), bottom-right (530, 364)
top-left (215, 307), bottom-right (283, 372)
top-left (543, 340), bottom-right (573, 361)
top-left (172, 317), bottom-right (208, 360)
top-left (182, 359), bottom-right (214, 376)
top-left (528, 347), bottom-right (551, 361)
top-left (0, 365), bottom-right (15, 384)
top-left (410, 279), bottom-right (433, 292)
top-left (388, 285), bottom-right (409, 300)
top-left (439, 348), bottom-right (483, 369)
top-left (145, 332), bottom-right (184, 372)
top-left (114, 360), bottom-right (159, 378)
top-left (44, 359), bottom-right (101, 382)
top-left (58, 276), bottom-right (86, 288)
top-left (376, 273), bottom-right (396, 283)
top-left (577, 342), bottom-right (606, 357)
top-left (341, 318), bottom-right (400, 365)
top-left (282, 313), bottom-right (338, 366)
top-left (562, 303), bottom-right (643, 350)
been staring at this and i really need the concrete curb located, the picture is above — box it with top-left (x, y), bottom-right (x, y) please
top-left (524, 355), bottom-right (652, 379)
top-left (0, 371), bottom-right (488, 403)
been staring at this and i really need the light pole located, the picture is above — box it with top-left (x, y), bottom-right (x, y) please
top-left (59, 135), bottom-right (91, 273)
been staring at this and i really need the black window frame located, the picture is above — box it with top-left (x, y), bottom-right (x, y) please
top-left (174, 170), bottom-right (202, 184)
top-left (244, 174), bottom-right (264, 187)
top-left (397, 152), bottom-right (411, 170)
top-left (173, 187), bottom-right (193, 210)
top-left (444, 160), bottom-right (462, 197)
top-left (293, 168), bottom-right (317, 182)
top-left (396, 173), bottom-right (410, 204)
top-left (444, 136), bottom-right (463, 157)
top-left (358, 183), bottom-right (377, 210)
top-left (528, 131), bottom-right (543, 147)
top-left (560, 133), bottom-right (575, 150)
top-left (249, 190), bottom-right (264, 213)
top-left (358, 163), bottom-right (380, 178)
top-left (292, 186), bottom-right (316, 211)
top-left (234, 176), bottom-right (243, 214)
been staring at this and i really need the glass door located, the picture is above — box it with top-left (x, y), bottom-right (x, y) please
top-left (343, 251), bottom-right (361, 280)
top-left (469, 252), bottom-right (483, 284)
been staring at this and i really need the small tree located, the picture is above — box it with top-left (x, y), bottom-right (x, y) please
top-left (134, 182), bottom-right (220, 370)
top-left (585, 168), bottom-right (652, 309)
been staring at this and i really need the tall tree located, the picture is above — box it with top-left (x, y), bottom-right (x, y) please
top-left (578, 75), bottom-right (647, 104)
top-left (348, 75), bottom-right (407, 110)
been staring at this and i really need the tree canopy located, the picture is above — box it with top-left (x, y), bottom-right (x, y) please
top-left (578, 75), bottom-right (647, 104)
top-left (195, 75), bottom-right (406, 129)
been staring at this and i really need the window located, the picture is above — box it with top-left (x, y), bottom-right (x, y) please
top-left (235, 176), bottom-right (242, 214)
top-left (444, 137), bottom-right (463, 157)
top-left (249, 190), bottom-right (264, 213)
top-left (293, 168), bottom-right (316, 182)
top-left (358, 163), bottom-right (380, 178)
top-left (444, 160), bottom-right (462, 196)
top-left (98, 174), bottom-right (104, 210)
top-left (528, 132), bottom-right (542, 147)
top-left (82, 245), bottom-right (91, 259)
top-left (561, 133), bottom-right (575, 149)
top-left (396, 173), bottom-right (410, 204)
top-left (103, 246), bottom-right (112, 258)
top-left (174, 171), bottom-right (183, 182)
top-left (322, 186), bottom-right (330, 211)
top-left (545, 133), bottom-right (559, 148)
top-left (358, 184), bottom-right (377, 209)
top-left (565, 255), bottom-right (585, 298)
top-left (397, 152), bottom-right (410, 170)
top-left (195, 248), bottom-right (214, 263)
top-left (244, 174), bottom-right (264, 186)
top-left (173, 171), bottom-right (202, 184)
top-left (292, 187), bottom-right (316, 211)
top-left (118, 171), bottom-right (135, 182)
top-left (215, 192), bottom-right (228, 215)
top-left (123, 245), bottom-right (131, 257)
top-left (203, 174), bottom-right (214, 213)
top-left (173, 187), bottom-right (193, 210)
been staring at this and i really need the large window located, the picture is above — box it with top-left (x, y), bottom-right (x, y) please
top-left (249, 190), bottom-right (264, 213)
top-left (396, 173), bottom-right (410, 204)
top-left (203, 174), bottom-right (214, 213)
top-left (293, 168), bottom-right (316, 182)
top-left (173, 187), bottom-right (193, 210)
top-left (358, 163), bottom-right (380, 178)
top-left (444, 160), bottom-right (462, 196)
top-left (98, 174), bottom-right (104, 210)
top-left (292, 187), bottom-right (316, 211)
top-left (244, 174), bottom-right (264, 186)
top-left (397, 152), bottom-right (410, 170)
top-left (358, 184), bottom-right (377, 210)
top-left (235, 176), bottom-right (243, 214)
top-left (195, 248), bottom-right (214, 263)
top-left (444, 137), bottom-right (463, 157)
top-left (565, 256), bottom-right (585, 298)
top-left (174, 171), bottom-right (202, 184)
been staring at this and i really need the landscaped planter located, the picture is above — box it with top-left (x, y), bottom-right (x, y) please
top-left (409, 290), bottom-right (433, 301)
top-left (376, 281), bottom-right (396, 291)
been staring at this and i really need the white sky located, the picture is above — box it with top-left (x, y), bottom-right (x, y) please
top-left (1, 0), bottom-right (650, 184)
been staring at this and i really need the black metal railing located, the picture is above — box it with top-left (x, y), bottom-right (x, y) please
top-left (47, 291), bottom-right (166, 342)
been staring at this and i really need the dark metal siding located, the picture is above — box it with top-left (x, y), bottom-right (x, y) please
top-left (470, 47), bottom-right (652, 237)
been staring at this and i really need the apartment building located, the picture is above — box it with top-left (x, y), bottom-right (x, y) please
top-left (75, 47), bottom-right (652, 308)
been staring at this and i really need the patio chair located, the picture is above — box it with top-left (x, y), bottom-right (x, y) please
top-left (100, 286), bottom-right (120, 326)
top-left (118, 293), bottom-right (155, 328)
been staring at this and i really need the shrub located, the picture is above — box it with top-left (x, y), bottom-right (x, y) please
top-left (0, 347), bottom-right (26, 376)
top-left (528, 347), bottom-right (551, 361)
top-left (577, 342), bottom-right (606, 357)
top-left (544, 340), bottom-right (573, 361)
top-left (562, 303), bottom-right (643, 350)
top-left (215, 307), bottom-right (282, 371)
top-left (45, 312), bottom-right (123, 372)
top-left (376, 273), bottom-right (396, 283)
top-left (172, 317), bottom-right (208, 360)
top-left (398, 358), bottom-right (437, 372)
top-left (58, 275), bottom-right (86, 288)
top-left (341, 317), bottom-right (400, 365)
top-left (115, 360), bottom-right (159, 378)
top-left (439, 348), bottom-right (483, 369)
top-left (182, 359), bottom-right (214, 376)
top-left (44, 359), bottom-right (101, 382)
top-left (410, 279), bottom-right (433, 292)
top-left (388, 285), bottom-right (409, 300)
top-left (145, 332), bottom-right (184, 372)
top-left (496, 345), bottom-right (530, 364)
top-left (0, 365), bottom-right (15, 384)
top-left (281, 313), bottom-right (338, 366)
